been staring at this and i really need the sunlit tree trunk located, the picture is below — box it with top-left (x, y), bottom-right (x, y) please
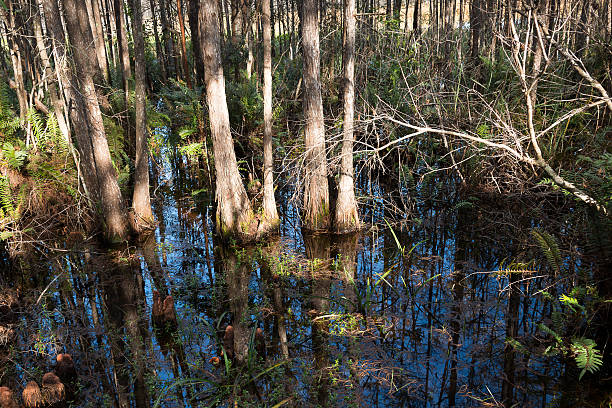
top-left (0, 2), bottom-right (28, 125)
top-left (199, 0), bottom-right (258, 241)
top-left (259, 0), bottom-right (280, 236)
top-left (41, 0), bottom-right (98, 203)
top-left (302, 0), bottom-right (330, 231)
top-left (86, 0), bottom-right (109, 82)
top-left (30, 0), bottom-right (70, 144)
top-left (64, 0), bottom-right (131, 242)
top-left (130, 0), bottom-right (154, 231)
top-left (114, 0), bottom-right (132, 81)
top-left (335, 0), bottom-right (360, 233)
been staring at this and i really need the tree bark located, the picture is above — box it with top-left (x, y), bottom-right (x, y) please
top-left (302, 0), bottom-right (330, 231)
top-left (159, 0), bottom-right (176, 76)
top-left (188, 0), bottom-right (205, 85)
top-left (176, 0), bottom-right (192, 87)
top-left (30, 0), bottom-right (70, 144)
top-left (335, 0), bottom-right (360, 233)
top-left (199, 0), bottom-right (258, 241)
top-left (86, 0), bottom-right (109, 82)
top-left (64, 0), bottom-right (131, 242)
top-left (114, 0), bottom-right (132, 87)
top-left (0, 1), bottom-right (28, 125)
top-left (259, 0), bottom-right (280, 236)
top-left (130, 0), bottom-right (154, 231)
top-left (41, 0), bottom-right (98, 203)
top-left (470, 0), bottom-right (481, 62)
top-left (149, 0), bottom-right (167, 81)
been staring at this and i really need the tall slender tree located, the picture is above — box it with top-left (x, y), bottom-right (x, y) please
top-left (86, 0), bottom-right (109, 82)
top-left (176, 0), bottom-right (192, 87)
top-left (188, 0), bottom-right (205, 84)
top-left (259, 0), bottom-right (280, 235)
top-left (335, 0), bottom-right (360, 233)
top-left (302, 0), bottom-right (330, 231)
top-left (131, 0), bottom-right (154, 231)
top-left (149, 0), bottom-right (167, 80)
top-left (199, 0), bottom-right (258, 241)
top-left (63, 0), bottom-right (131, 241)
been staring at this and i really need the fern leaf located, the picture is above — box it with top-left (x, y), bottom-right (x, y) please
top-left (531, 229), bottom-right (562, 274)
top-left (571, 338), bottom-right (603, 380)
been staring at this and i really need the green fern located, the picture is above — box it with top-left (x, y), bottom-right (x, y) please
top-left (0, 82), bottom-right (20, 138)
top-left (0, 176), bottom-right (14, 217)
top-left (571, 338), bottom-right (603, 380)
top-left (1, 142), bottom-right (28, 170)
top-left (531, 229), bottom-right (562, 274)
top-left (26, 109), bottom-right (67, 154)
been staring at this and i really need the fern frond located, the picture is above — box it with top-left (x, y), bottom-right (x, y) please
top-left (531, 229), bottom-right (562, 274)
top-left (571, 338), bottom-right (603, 380)
top-left (27, 108), bottom-right (45, 149)
top-left (0, 176), bottom-right (14, 217)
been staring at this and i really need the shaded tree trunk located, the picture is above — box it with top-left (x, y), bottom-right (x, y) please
top-left (63, 0), bottom-right (131, 242)
top-left (176, 0), bottom-right (192, 88)
top-left (160, 0), bottom-right (175, 76)
top-left (150, 0), bottom-right (168, 81)
top-left (302, 0), bottom-right (330, 231)
top-left (188, 0), bottom-right (205, 84)
top-left (131, 0), bottom-right (154, 231)
top-left (259, 0), bottom-right (280, 236)
top-left (199, 0), bottom-right (258, 241)
top-left (335, 0), bottom-right (360, 233)
top-left (470, 0), bottom-right (481, 62)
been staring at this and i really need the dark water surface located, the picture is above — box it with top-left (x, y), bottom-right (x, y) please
top-left (1, 147), bottom-right (610, 407)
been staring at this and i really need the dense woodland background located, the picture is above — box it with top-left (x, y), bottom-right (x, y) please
top-left (0, 0), bottom-right (611, 406)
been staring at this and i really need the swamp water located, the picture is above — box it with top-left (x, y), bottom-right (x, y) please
top-left (1, 149), bottom-right (611, 407)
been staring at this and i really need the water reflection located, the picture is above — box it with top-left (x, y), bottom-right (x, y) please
top-left (1, 151), bottom-right (610, 407)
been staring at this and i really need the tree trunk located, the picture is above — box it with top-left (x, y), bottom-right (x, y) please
top-left (259, 0), bottom-right (280, 235)
top-left (86, 0), bottom-right (109, 82)
top-left (302, 0), bottom-right (330, 231)
top-left (335, 0), bottom-right (360, 233)
top-left (188, 0), bottom-right (205, 85)
top-left (160, 0), bottom-right (175, 76)
top-left (63, 0), bottom-right (131, 242)
top-left (149, 0), bottom-right (167, 81)
top-left (130, 0), bottom-right (154, 231)
top-left (0, 1), bottom-right (28, 125)
top-left (198, 0), bottom-right (258, 241)
top-left (30, 0), bottom-right (70, 144)
top-left (41, 0), bottom-right (98, 203)
top-left (114, 0), bottom-right (132, 82)
top-left (470, 0), bottom-right (481, 62)
top-left (176, 0), bottom-right (192, 87)
top-left (413, 0), bottom-right (420, 34)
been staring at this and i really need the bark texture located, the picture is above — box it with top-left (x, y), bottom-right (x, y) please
top-left (63, 0), bottom-right (131, 242)
top-left (335, 0), bottom-right (360, 233)
top-left (176, 0), bottom-right (192, 88)
top-left (302, 0), bottom-right (330, 231)
top-left (199, 0), bottom-right (257, 241)
top-left (131, 0), bottom-right (154, 231)
top-left (259, 0), bottom-right (280, 236)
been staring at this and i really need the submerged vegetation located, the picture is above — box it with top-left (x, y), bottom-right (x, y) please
top-left (1, 0), bottom-right (611, 406)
